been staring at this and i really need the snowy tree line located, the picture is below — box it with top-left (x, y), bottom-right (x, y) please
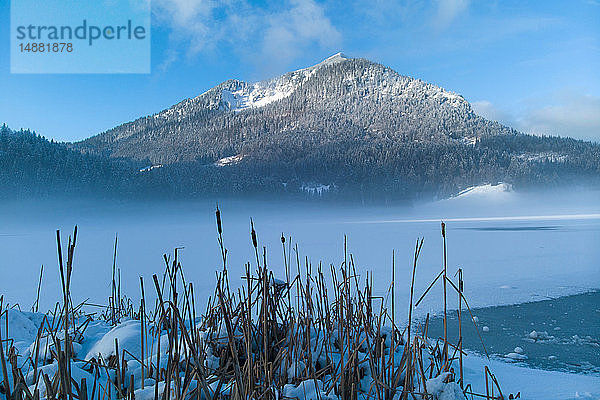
top-left (0, 125), bottom-right (139, 198)
top-left (4, 123), bottom-right (598, 201)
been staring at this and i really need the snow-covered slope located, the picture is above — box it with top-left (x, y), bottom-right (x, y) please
top-left (217, 52), bottom-right (468, 113)
top-left (220, 52), bottom-right (349, 112)
top-left (451, 183), bottom-right (514, 200)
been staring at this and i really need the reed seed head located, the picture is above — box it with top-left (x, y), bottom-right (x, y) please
top-left (216, 205), bottom-right (222, 235)
top-left (251, 219), bottom-right (257, 248)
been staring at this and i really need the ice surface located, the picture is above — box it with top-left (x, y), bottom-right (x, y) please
top-left (426, 291), bottom-right (600, 375)
top-left (0, 189), bottom-right (598, 317)
top-left (0, 189), bottom-right (598, 397)
top-left (462, 350), bottom-right (600, 400)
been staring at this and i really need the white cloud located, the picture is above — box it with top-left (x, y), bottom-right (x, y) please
top-left (433, 0), bottom-right (470, 29)
top-left (471, 100), bottom-right (512, 124)
top-left (154, 0), bottom-right (220, 28)
top-left (261, 0), bottom-right (341, 70)
top-left (472, 93), bottom-right (600, 142)
top-left (153, 0), bottom-right (341, 71)
top-left (519, 94), bottom-right (600, 142)
top-left (157, 48), bottom-right (179, 73)
top-left (153, 0), bottom-right (231, 54)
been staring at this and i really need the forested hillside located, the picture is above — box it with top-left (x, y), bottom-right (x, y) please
top-left (72, 54), bottom-right (600, 199)
top-left (3, 54), bottom-right (599, 200)
top-left (0, 125), bottom-right (137, 198)
top-left (76, 54), bottom-right (515, 164)
top-left (2, 123), bottom-right (599, 200)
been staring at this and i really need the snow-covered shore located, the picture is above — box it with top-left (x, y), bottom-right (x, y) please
top-left (1, 309), bottom-right (598, 400)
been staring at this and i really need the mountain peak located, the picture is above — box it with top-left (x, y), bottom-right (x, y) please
top-left (291, 52), bottom-right (349, 73)
top-left (313, 52), bottom-right (349, 67)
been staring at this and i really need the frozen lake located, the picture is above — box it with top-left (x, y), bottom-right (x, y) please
top-left (427, 291), bottom-right (600, 375)
top-left (0, 187), bottom-right (599, 324)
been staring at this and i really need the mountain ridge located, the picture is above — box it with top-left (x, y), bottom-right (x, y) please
top-left (75, 53), bottom-right (493, 165)
top-left (3, 54), bottom-right (599, 200)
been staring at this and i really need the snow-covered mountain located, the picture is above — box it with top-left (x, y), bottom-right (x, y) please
top-left (69, 54), bottom-right (599, 199)
top-left (76, 53), bottom-right (496, 163)
top-left (215, 52), bottom-right (467, 112)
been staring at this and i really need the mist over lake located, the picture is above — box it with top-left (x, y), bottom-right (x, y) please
top-left (1, 187), bottom-right (598, 320)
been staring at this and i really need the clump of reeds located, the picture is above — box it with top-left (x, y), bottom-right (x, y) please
top-left (0, 208), bottom-right (518, 400)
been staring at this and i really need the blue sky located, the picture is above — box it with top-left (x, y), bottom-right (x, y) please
top-left (0, 0), bottom-right (598, 142)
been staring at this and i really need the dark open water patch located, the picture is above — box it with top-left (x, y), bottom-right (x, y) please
top-left (424, 291), bottom-right (600, 375)
top-left (460, 226), bottom-right (560, 231)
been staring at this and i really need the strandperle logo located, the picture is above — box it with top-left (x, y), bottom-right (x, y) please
top-left (15, 20), bottom-right (147, 46)
top-left (11, 0), bottom-right (151, 74)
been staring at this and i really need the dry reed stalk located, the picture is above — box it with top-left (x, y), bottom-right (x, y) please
top-left (0, 304), bottom-right (11, 400)
top-left (441, 221), bottom-right (448, 369)
top-left (402, 238), bottom-right (424, 399)
top-left (457, 268), bottom-right (464, 388)
top-left (32, 265), bottom-right (44, 314)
